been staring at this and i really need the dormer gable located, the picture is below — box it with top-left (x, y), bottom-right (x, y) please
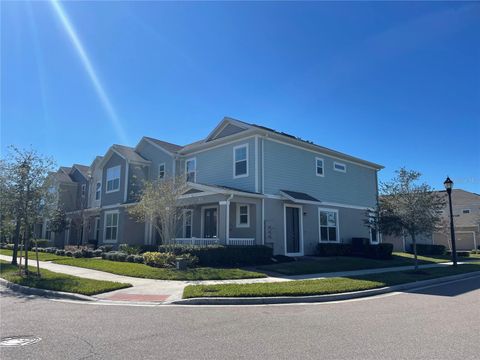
top-left (205, 117), bottom-right (252, 142)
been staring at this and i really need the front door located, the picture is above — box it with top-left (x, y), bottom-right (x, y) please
top-left (285, 205), bottom-right (303, 255)
top-left (203, 208), bottom-right (218, 238)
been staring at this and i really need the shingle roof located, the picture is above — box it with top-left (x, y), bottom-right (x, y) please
top-left (144, 137), bottom-right (183, 153)
top-left (55, 167), bottom-right (74, 183)
top-left (280, 190), bottom-right (320, 202)
top-left (112, 144), bottom-right (150, 163)
top-left (72, 164), bottom-right (90, 178)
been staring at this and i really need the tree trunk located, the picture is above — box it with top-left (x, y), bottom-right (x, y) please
top-left (34, 238), bottom-right (40, 277)
top-left (11, 217), bottom-right (21, 265)
top-left (411, 232), bottom-right (418, 272)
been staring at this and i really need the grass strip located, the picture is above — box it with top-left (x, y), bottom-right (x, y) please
top-left (53, 258), bottom-right (266, 280)
top-left (0, 260), bottom-right (131, 296)
top-left (183, 262), bottom-right (480, 298)
top-left (0, 249), bottom-right (70, 261)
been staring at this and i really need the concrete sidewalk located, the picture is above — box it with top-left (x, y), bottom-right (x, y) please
top-left (0, 254), bottom-right (467, 304)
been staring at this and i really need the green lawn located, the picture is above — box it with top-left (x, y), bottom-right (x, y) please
top-left (257, 252), bottom-right (460, 276)
top-left (183, 262), bottom-right (480, 298)
top-left (53, 258), bottom-right (266, 281)
top-left (0, 249), bottom-right (70, 261)
top-left (0, 260), bottom-right (131, 296)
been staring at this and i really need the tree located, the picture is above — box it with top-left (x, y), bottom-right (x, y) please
top-left (1, 146), bottom-right (55, 272)
top-left (128, 176), bottom-right (190, 249)
top-left (376, 168), bottom-right (445, 271)
top-left (49, 207), bottom-right (67, 237)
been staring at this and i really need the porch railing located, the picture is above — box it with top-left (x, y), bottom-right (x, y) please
top-left (173, 238), bottom-right (256, 246)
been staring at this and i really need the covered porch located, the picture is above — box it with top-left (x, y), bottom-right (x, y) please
top-left (171, 183), bottom-right (264, 247)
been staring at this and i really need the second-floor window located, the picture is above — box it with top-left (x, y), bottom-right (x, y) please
top-left (158, 163), bottom-right (165, 180)
top-left (234, 144), bottom-right (248, 178)
top-left (334, 162), bottom-right (347, 173)
top-left (186, 158), bottom-right (196, 183)
top-left (315, 158), bottom-right (324, 177)
top-left (95, 182), bottom-right (101, 200)
top-left (106, 165), bottom-right (120, 193)
top-left (81, 184), bottom-right (86, 197)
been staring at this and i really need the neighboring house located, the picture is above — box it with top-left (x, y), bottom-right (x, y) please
top-left (384, 189), bottom-right (480, 252)
top-left (51, 117), bottom-right (384, 256)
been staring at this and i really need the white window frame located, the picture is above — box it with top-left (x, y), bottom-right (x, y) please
top-left (318, 208), bottom-right (340, 243)
top-left (185, 158), bottom-right (196, 183)
top-left (158, 163), bottom-right (166, 180)
top-left (81, 184), bottom-right (86, 197)
top-left (104, 210), bottom-right (119, 243)
top-left (95, 182), bottom-right (101, 201)
top-left (182, 209), bottom-right (193, 238)
top-left (315, 157), bottom-right (324, 177)
top-left (369, 228), bottom-right (381, 244)
top-left (106, 165), bottom-right (121, 193)
top-left (236, 203), bottom-right (250, 228)
top-left (462, 209), bottom-right (471, 214)
top-left (333, 161), bottom-right (347, 173)
top-left (233, 144), bottom-right (249, 179)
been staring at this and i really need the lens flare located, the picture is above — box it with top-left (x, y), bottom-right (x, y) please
top-left (49, 0), bottom-right (128, 144)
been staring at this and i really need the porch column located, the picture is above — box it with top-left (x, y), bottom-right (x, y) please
top-left (218, 200), bottom-right (229, 244)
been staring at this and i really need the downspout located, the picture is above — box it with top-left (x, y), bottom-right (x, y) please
top-left (226, 193), bottom-right (234, 245)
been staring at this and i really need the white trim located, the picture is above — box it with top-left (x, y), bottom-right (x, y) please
top-left (255, 135), bottom-right (259, 192)
top-left (105, 165), bottom-right (121, 194)
top-left (181, 134), bottom-right (257, 156)
top-left (179, 191), bottom-right (217, 199)
top-left (182, 209), bottom-right (193, 238)
top-left (123, 163), bottom-right (129, 202)
top-left (284, 204), bottom-right (304, 256)
top-left (233, 143), bottom-right (249, 179)
top-left (103, 210), bottom-right (119, 243)
top-left (333, 161), bottom-right (347, 173)
top-left (186, 182), bottom-right (265, 198)
top-left (158, 162), bottom-right (166, 180)
top-left (369, 228), bottom-right (381, 244)
top-left (315, 157), bottom-right (325, 177)
top-left (185, 157), bottom-right (196, 183)
top-left (261, 137), bottom-right (265, 193)
top-left (318, 207), bottom-right (340, 243)
top-left (265, 194), bottom-right (372, 210)
top-left (136, 137), bottom-right (175, 156)
top-left (236, 203), bottom-right (250, 228)
top-left (204, 118), bottom-right (251, 142)
top-left (95, 181), bottom-right (102, 201)
top-left (200, 205), bottom-right (219, 239)
top-left (279, 191), bottom-right (322, 206)
top-left (261, 198), bottom-right (265, 245)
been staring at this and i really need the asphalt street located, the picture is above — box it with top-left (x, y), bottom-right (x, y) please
top-left (1, 276), bottom-right (479, 360)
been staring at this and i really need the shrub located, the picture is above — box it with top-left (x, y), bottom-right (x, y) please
top-left (364, 243), bottom-right (394, 260)
top-left (34, 239), bottom-right (51, 248)
top-left (92, 249), bottom-right (103, 257)
top-left (103, 251), bottom-right (128, 262)
top-left (177, 253), bottom-right (199, 268)
top-left (55, 249), bottom-right (66, 256)
top-left (143, 252), bottom-right (176, 268)
top-left (133, 255), bottom-right (144, 263)
top-left (272, 255), bottom-right (295, 263)
top-left (139, 244), bottom-right (159, 253)
top-left (87, 239), bottom-right (99, 249)
top-left (119, 244), bottom-right (141, 255)
top-left (351, 237), bottom-right (370, 254)
top-left (98, 245), bottom-right (114, 252)
top-left (126, 254), bottom-right (136, 263)
top-left (446, 250), bottom-right (470, 257)
top-left (159, 245), bottom-right (274, 267)
top-left (45, 247), bottom-right (57, 254)
top-left (414, 244), bottom-right (446, 255)
top-left (81, 248), bottom-right (94, 258)
top-left (316, 243), bottom-right (352, 257)
top-left (72, 251), bottom-right (83, 258)
top-left (65, 250), bottom-right (73, 257)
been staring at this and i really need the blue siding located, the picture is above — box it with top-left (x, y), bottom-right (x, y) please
top-left (263, 139), bottom-right (377, 207)
top-left (136, 141), bottom-right (175, 180)
top-left (181, 137), bottom-right (257, 192)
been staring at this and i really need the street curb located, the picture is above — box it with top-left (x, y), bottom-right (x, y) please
top-left (0, 278), bottom-right (98, 302)
top-left (171, 271), bottom-right (480, 305)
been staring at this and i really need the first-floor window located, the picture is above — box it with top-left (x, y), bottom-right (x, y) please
top-left (370, 228), bottom-right (380, 244)
top-left (183, 210), bottom-right (193, 238)
top-left (236, 204), bottom-right (250, 227)
top-left (105, 212), bottom-right (119, 242)
top-left (319, 209), bottom-right (338, 242)
top-left (158, 163), bottom-right (165, 180)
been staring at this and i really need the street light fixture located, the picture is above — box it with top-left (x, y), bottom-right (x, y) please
top-left (443, 177), bottom-right (457, 266)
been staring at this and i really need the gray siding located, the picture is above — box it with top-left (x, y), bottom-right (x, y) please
top-left (101, 153), bottom-right (126, 206)
top-left (98, 207), bottom-right (145, 247)
top-left (136, 140), bottom-right (175, 179)
top-left (212, 123), bottom-right (247, 140)
top-left (263, 139), bottom-right (377, 207)
top-left (180, 137), bottom-right (257, 192)
top-left (127, 164), bottom-right (149, 203)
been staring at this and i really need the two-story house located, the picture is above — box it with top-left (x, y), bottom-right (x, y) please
top-left (58, 117), bottom-right (383, 256)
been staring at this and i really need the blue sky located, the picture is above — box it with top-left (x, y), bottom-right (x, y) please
top-left (2, 1), bottom-right (479, 192)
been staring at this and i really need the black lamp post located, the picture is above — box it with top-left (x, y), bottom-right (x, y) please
top-left (443, 177), bottom-right (457, 266)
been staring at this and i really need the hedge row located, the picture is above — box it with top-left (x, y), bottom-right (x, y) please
top-left (316, 242), bottom-right (393, 260)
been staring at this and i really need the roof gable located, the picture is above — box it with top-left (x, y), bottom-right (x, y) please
top-left (205, 117), bottom-right (252, 142)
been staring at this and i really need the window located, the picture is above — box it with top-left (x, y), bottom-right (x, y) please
top-left (81, 184), bottom-right (86, 197)
top-left (233, 144), bottom-right (248, 178)
top-left (462, 209), bottom-right (471, 214)
top-left (183, 209), bottom-right (193, 238)
top-left (236, 204), bottom-right (250, 227)
top-left (315, 158), bottom-right (324, 177)
top-left (370, 228), bottom-right (380, 244)
top-left (95, 182), bottom-right (101, 200)
top-left (319, 209), bottom-right (339, 242)
top-left (333, 162), bottom-right (347, 173)
top-left (106, 165), bottom-right (120, 192)
top-left (104, 211), bottom-right (119, 242)
top-left (158, 163), bottom-right (166, 180)
top-left (186, 158), bottom-right (196, 183)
